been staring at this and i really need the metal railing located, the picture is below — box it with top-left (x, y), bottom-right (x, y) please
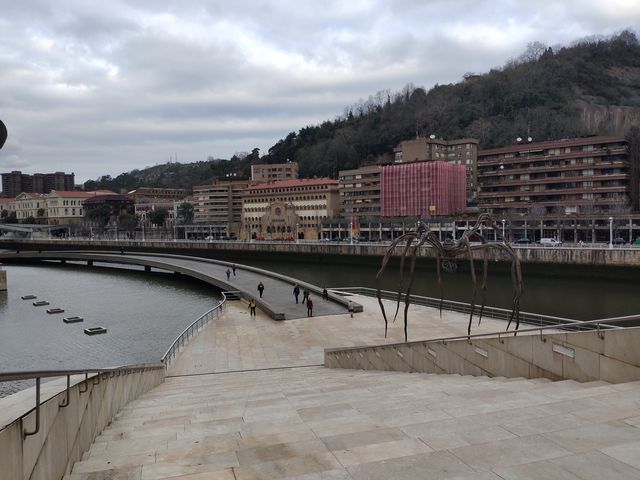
top-left (161, 294), bottom-right (226, 364)
top-left (332, 286), bottom-right (617, 331)
top-left (0, 363), bottom-right (164, 438)
top-left (328, 314), bottom-right (637, 356)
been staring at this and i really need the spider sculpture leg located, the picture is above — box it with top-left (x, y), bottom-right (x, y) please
top-left (467, 241), bottom-right (478, 337)
top-left (400, 243), bottom-right (421, 343)
top-left (477, 246), bottom-right (489, 326)
top-left (376, 233), bottom-right (418, 338)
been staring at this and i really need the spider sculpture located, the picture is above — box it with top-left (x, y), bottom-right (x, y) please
top-left (376, 213), bottom-right (523, 342)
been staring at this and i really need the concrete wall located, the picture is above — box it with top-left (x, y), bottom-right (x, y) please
top-left (5, 238), bottom-right (640, 268)
top-left (325, 327), bottom-right (640, 384)
top-left (0, 367), bottom-right (165, 480)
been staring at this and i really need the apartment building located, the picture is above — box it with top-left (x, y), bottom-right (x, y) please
top-left (338, 164), bottom-right (381, 220)
top-left (394, 136), bottom-right (478, 201)
top-left (242, 178), bottom-right (339, 240)
top-left (251, 162), bottom-right (298, 182)
top-left (477, 136), bottom-right (632, 216)
top-left (2, 171), bottom-right (75, 197)
top-left (128, 187), bottom-right (187, 203)
top-left (192, 179), bottom-right (249, 230)
top-left (381, 161), bottom-right (467, 217)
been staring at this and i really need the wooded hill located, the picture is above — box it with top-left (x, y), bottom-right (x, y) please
top-left (88, 30), bottom-right (640, 193)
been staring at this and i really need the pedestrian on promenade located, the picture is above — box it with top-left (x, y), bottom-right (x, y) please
top-left (248, 299), bottom-right (256, 316)
top-left (302, 288), bottom-right (309, 303)
top-left (226, 268), bottom-right (231, 281)
top-left (348, 300), bottom-right (355, 318)
top-left (306, 296), bottom-right (313, 317)
top-left (257, 282), bottom-right (265, 298)
top-left (322, 288), bottom-right (329, 300)
top-left (232, 264), bottom-right (236, 276)
top-left (293, 284), bottom-right (300, 304)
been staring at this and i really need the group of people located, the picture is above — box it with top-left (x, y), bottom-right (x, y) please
top-left (225, 264), bottom-right (237, 281)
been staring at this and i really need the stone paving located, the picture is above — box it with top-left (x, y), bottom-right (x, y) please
top-left (65, 295), bottom-right (640, 479)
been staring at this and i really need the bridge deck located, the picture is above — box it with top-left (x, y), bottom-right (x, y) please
top-left (0, 251), bottom-right (355, 320)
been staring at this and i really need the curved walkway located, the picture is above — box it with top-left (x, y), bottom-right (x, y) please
top-left (0, 250), bottom-right (356, 320)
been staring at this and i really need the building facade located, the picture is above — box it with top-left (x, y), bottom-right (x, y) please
top-left (14, 193), bottom-right (47, 222)
top-left (128, 187), bottom-right (186, 203)
top-left (192, 180), bottom-right (249, 238)
top-left (1, 171), bottom-right (75, 197)
top-left (477, 136), bottom-right (632, 216)
top-left (338, 164), bottom-right (381, 220)
top-left (46, 191), bottom-right (92, 224)
top-left (394, 136), bottom-right (478, 201)
top-left (242, 178), bottom-right (339, 240)
top-left (251, 162), bottom-right (298, 182)
top-left (380, 161), bottom-right (467, 218)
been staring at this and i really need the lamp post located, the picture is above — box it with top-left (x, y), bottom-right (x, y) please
top-left (501, 218), bottom-right (506, 241)
top-left (349, 222), bottom-right (353, 244)
top-left (296, 223), bottom-right (299, 244)
top-left (609, 216), bottom-right (613, 249)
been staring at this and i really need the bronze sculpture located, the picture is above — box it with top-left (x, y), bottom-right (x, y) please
top-left (376, 214), bottom-right (523, 342)
top-left (0, 120), bottom-right (6, 150)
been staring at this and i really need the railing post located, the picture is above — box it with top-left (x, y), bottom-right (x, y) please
top-left (59, 375), bottom-right (71, 408)
top-left (23, 377), bottom-right (41, 438)
top-left (79, 373), bottom-right (89, 393)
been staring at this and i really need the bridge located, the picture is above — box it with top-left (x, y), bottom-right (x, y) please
top-left (0, 250), bottom-right (361, 320)
top-left (3, 237), bottom-right (640, 269)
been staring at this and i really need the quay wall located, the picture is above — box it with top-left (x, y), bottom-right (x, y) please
top-left (325, 327), bottom-right (640, 384)
top-left (4, 239), bottom-right (640, 269)
top-left (0, 367), bottom-right (165, 480)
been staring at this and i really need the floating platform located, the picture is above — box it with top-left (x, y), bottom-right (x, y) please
top-left (46, 308), bottom-right (65, 314)
top-left (21, 295), bottom-right (37, 300)
top-left (33, 301), bottom-right (50, 306)
top-left (63, 316), bottom-right (84, 323)
top-left (84, 327), bottom-right (107, 335)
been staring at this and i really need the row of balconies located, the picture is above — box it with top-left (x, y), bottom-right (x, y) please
top-left (478, 160), bottom-right (627, 177)
top-left (479, 146), bottom-right (627, 165)
top-left (479, 185), bottom-right (628, 198)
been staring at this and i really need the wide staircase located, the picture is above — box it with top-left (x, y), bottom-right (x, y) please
top-left (63, 365), bottom-right (640, 479)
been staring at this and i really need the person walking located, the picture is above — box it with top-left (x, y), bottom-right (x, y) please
top-left (232, 264), bottom-right (236, 276)
top-left (322, 288), bottom-right (329, 301)
top-left (226, 268), bottom-right (231, 281)
top-left (293, 284), bottom-right (300, 304)
top-left (302, 288), bottom-right (309, 304)
top-left (257, 282), bottom-right (265, 298)
top-left (348, 300), bottom-right (355, 318)
top-left (248, 299), bottom-right (256, 316)
top-left (306, 296), bottom-right (313, 317)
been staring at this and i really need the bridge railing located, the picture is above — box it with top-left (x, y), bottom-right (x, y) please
top-left (332, 286), bottom-right (617, 330)
top-left (161, 294), bottom-right (227, 364)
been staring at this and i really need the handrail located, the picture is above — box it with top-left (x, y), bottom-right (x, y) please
top-left (161, 293), bottom-right (227, 364)
top-left (332, 286), bottom-right (596, 329)
top-left (0, 363), bottom-right (165, 438)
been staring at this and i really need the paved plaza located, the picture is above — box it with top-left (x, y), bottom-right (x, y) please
top-left (65, 295), bottom-right (640, 479)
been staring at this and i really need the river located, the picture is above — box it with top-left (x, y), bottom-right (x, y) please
top-left (0, 264), bottom-right (219, 396)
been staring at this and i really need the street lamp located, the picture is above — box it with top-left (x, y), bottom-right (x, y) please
top-left (609, 216), bottom-right (613, 249)
top-left (296, 223), bottom-right (299, 244)
top-left (501, 218), bottom-right (506, 241)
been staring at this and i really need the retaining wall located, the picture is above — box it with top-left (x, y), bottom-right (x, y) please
top-left (0, 367), bottom-right (165, 480)
top-left (325, 327), bottom-right (640, 383)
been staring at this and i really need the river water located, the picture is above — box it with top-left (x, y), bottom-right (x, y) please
top-left (0, 264), bottom-right (219, 396)
top-left (242, 258), bottom-right (640, 321)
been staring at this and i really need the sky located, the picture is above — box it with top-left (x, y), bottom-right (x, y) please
top-left (1, 1), bottom-right (639, 183)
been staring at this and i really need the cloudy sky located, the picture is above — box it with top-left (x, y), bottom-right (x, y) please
top-left (0, 0), bottom-right (638, 183)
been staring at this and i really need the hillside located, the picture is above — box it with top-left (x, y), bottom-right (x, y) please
top-left (88, 30), bottom-right (640, 192)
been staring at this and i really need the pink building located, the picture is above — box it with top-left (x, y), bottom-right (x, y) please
top-left (380, 161), bottom-right (466, 217)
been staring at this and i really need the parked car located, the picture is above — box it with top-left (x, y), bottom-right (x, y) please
top-left (537, 238), bottom-right (563, 246)
top-left (513, 237), bottom-right (532, 244)
top-left (612, 237), bottom-right (626, 245)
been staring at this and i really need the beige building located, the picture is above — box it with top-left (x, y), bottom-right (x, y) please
top-left (193, 180), bottom-right (249, 237)
top-left (0, 197), bottom-right (16, 217)
top-left (14, 193), bottom-right (47, 222)
top-left (339, 164), bottom-right (381, 220)
top-left (128, 187), bottom-right (186, 203)
top-left (46, 191), bottom-right (94, 224)
top-left (394, 136), bottom-right (478, 201)
top-left (242, 178), bottom-right (339, 240)
top-left (251, 162), bottom-right (298, 182)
